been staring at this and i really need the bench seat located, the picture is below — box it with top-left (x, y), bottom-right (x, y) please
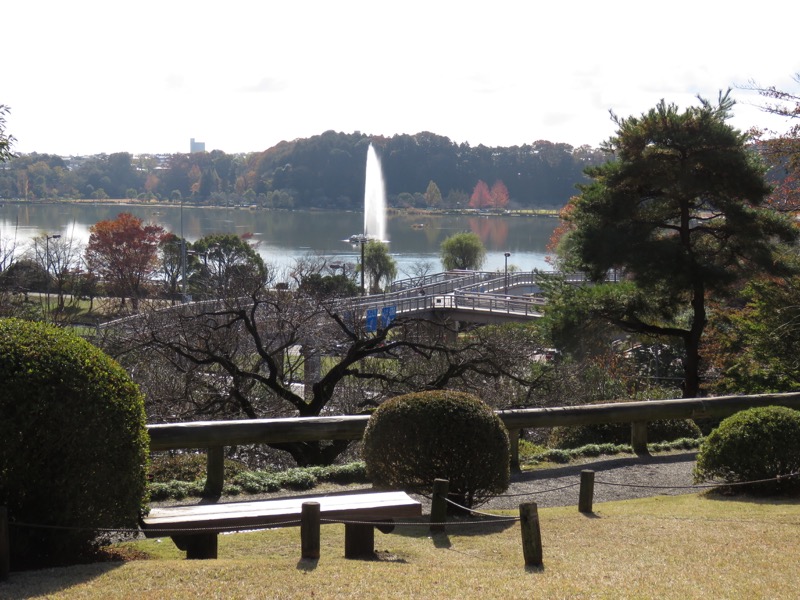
top-left (141, 490), bottom-right (421, 559)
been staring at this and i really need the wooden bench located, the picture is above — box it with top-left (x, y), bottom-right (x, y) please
top-left (140, 491), bottom-right (421, 559)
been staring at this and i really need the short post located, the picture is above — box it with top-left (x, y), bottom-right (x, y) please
top-left (204, 446), bottom-right (225, 497)
top-left (578, 470), bottom-right (595, 514)
top-left (301, 502), bottom-right (321, 559)
top-left (519, 502), bottom-right (543, 567)
top-left (430, 478), bottom-right (449, 533)
top-left (631, 421), bottom-right (649, 454)
top-left (1, 506), bottom-right (9, 581)
top-left (344, 524), bottom-right (375, 558)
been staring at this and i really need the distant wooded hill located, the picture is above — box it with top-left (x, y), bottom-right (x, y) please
top-left (0, 130), bottom-right (607, 210)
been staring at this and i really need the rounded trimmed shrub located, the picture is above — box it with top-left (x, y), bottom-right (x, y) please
top-left (694, 406), bottom-right (800, 494)
top-left (0, 318), bottom-right (149, 569)
top-left (362, 390), bottom-right (509, 508)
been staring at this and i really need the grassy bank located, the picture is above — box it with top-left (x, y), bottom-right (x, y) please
top-left (2, 494), bottom-right (798, 599)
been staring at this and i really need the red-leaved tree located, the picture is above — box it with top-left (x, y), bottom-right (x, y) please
top-left (469, 180), bottom-right (492, 209)
top-left (490, 180), bottom-right (509, 209)
top-left (85, 213), bottom-right (165, 312)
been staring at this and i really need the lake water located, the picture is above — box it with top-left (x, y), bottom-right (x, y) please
top-left (0, 203), bottom-right (558, 277)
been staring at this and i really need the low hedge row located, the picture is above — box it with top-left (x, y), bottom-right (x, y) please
top-left (149, 461), bottom-right (369, 501)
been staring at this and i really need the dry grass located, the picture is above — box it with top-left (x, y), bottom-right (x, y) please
top-left (2, 493), bottom-right (799, 599)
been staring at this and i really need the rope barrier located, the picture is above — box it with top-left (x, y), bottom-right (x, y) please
top-left (6, 471), bottom-right (798, 535)
top-left (495, 481), bottom-right (580, 498)
top-left (594, 471), bottom-right (800, 491)
top-left (440, 496), bottom-right (520, 522)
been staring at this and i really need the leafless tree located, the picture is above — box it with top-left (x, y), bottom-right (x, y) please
top-left (98, 287), bottom-right (550, 466)
top-left (29, 233), bottom-right (84, 316)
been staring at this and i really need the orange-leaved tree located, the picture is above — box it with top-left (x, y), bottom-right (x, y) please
top-left (85, 212), bottom-right (165, 312)
top-left (469, 180), bottom-right (492, 209)
top-left (490, 180), bottom-right (509, 209)
top-left (744, 74), bottom-right (800, 211)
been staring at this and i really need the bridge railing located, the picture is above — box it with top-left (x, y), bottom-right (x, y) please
top-left (147, 392), bottom-right (800, 495)
top-left (452, 292), bottom-right (544, 317)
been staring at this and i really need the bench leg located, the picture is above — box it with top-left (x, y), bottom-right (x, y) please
top-left (172, 534), bottom-right (218, 559)
top-left (344, 523), bottom-right (375, 558)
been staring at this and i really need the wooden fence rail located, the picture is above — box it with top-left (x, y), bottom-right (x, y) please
top-left (147, 392), bottom-right (800, 495)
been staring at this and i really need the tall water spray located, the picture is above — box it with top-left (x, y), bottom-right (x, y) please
top-left (363, 144), bottom-right (387, 242)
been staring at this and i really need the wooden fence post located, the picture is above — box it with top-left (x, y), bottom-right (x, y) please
top-left (509, 429), bottom-right (521, 472)
top-left (519, 502), bottom-right (543, 567)
top-left (301, 502), bottom-right (321, 559)
top-left (631, 421), bottom-right (648, 454)
top-left (430, 478), bottom-right (449, 533)
top-left (204, 446), bottom-right (225, 497)
top-left (0, 506), bottom-right (9, 581)
top-left (578, 470), bottom-right (595, 514)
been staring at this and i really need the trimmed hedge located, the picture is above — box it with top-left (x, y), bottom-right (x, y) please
top-left (548, 400), bottom-right (702, 449)
top-left (0, 318), bottom-right (149, 569)
top-left (694, 406), bottom-right (800, 494)
top-left (362, 391), bottom-right (509, 508)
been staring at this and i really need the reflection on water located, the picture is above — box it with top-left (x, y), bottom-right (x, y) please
top-left (0, 204), bottom-right (558, 275)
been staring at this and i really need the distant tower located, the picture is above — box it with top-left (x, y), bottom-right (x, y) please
top-left (190, 138), bottom-right (206, 153)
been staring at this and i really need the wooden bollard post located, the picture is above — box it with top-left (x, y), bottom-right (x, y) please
top-left (509, 428), bottom-right (521, 473)
top-left (0, 506), bottom-right (9, 581)
top-left (519, 502), bottom-right (543, 567)
top-left (631, 421), bottom-right (649, 454)
top-left (301, 502), bottom-right (321, 559)
top-left (578, 470), bottom-right (595, 513)
top-left (430, 478), bottom-right (449, 533)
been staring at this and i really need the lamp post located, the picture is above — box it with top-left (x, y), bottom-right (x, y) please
top-left (45, 234), bottom-right (61, 311)
top-left (348, 234), bottom-right (368, 295)
top-left (504, 252), bottom-right (511, 294)
top-left (360, 237), bottom-right (367, 295)
top-left (180, 198), bottom-right (188, 303)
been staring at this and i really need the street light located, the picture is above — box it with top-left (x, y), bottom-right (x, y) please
top-left (348, 234), bottom-right (369, 295)
top-left (180, 198), bottom-right (188, 303)
top-left (504, 252), bottom-right (511, 294)
top-left (45, 234), bottom-right (61, 310)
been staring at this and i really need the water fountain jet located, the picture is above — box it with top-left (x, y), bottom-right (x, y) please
top-left (347, 143), bottom-right (388, 294)
top-left (349, 143), bottom-right (388, 244)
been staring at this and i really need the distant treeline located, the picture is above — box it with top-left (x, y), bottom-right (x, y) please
top-left (0, 131), bottom-right (608, 210)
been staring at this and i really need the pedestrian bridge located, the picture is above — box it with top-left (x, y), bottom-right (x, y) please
top-left (101, 270), bottom-right (574, 333)
top-left (339, 270), bottom-right (568, 327)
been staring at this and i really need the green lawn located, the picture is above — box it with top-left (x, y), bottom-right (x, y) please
top-left (2, 493), bottom-right (798, 599)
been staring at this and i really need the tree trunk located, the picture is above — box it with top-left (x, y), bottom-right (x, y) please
top-left (683, 281), bottom-right (707, 398)
top-left (270, 439), bottom-right (352, 467)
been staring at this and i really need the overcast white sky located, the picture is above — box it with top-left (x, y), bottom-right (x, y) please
top-left (4, 1), bottom-right (799, 156)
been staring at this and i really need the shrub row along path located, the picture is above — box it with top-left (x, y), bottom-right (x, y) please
top-left (149, 451), bottom-right (699, 516)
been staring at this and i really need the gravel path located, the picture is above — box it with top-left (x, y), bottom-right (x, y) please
top-left (150, 451), bottom-right (700, 515)
top-left (479, 450), bottom-right (699, 510)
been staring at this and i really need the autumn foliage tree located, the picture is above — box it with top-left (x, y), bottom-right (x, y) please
top-left (85, 213), bottom-right (164, 312)
top-left (469, 179), bottom-right (509, 209)
top-left (468, 180), bottom-right (492, 208)
top-left (490, 180), bottom-right (509, 209)
top-left (745, 74), bottom-right (800, 211)
top-left (424, 180), bottom-right (442, 208)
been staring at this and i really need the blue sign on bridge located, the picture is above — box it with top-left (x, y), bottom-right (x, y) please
top-left (381, 305), bottom-right (396, 327)
top-left (365, 308), bottom-right (378, 332)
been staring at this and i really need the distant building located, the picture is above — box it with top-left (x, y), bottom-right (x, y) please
top-left (190, 138), bottom-right (206, 153)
